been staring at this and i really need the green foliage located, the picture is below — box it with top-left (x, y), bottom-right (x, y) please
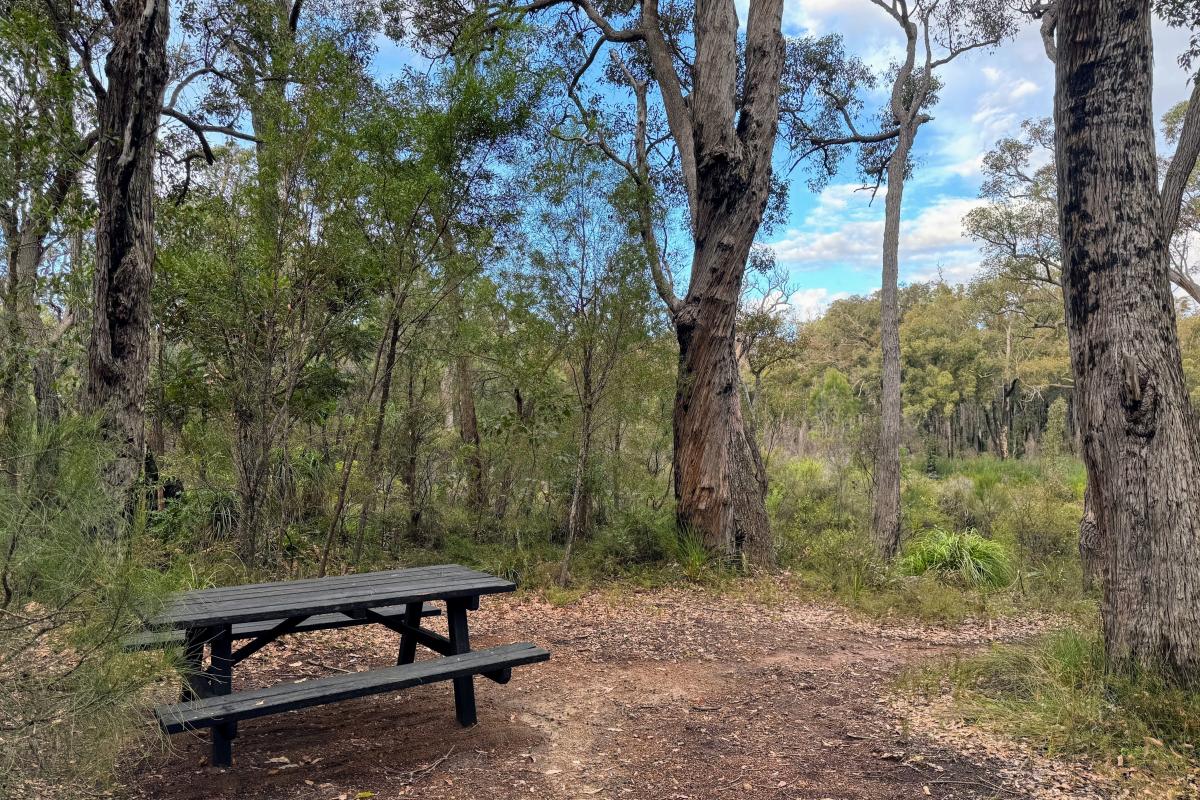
top-left (0, 421), bottom-right (177, 792)
top-left (581, 506), bottom-right (677, 572)
top-left (673, 527), bottom-right (712, 583)
top-left (916, 627), bottom-right (1200, 783)
top-left (900, 528), bottom-right (1013, 588)
top-left (1043, 397), bottom-right (1069, 457)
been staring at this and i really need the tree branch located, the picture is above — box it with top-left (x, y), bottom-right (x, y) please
top-left (639, 0), bottom-right (697, 225)
top-left (160, 107), bottom-right (261, 164)
top-left (1160, 78), bottom-right (1200, 237)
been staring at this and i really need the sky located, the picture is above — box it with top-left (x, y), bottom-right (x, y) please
top-left (366, 3), bottom-right (1198, 321)
top-left (767, 3), bottom-right (1198, 320)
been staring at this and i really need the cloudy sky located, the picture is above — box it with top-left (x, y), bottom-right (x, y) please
top-left (366, 4), bottom-right (1197, 321)
top-left (768, 3), bottom-right (1198, 320)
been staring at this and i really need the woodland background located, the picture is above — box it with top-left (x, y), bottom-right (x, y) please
top-left (4, 0), bottom-right (1200, 794)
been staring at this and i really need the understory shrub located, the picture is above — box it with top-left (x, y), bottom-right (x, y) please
top-left (0, 420), bottom-right (177, 794)
top-left (768, 457), bottom-right (863, 566)
top-left (900, 527), bottom-right (1013, 588)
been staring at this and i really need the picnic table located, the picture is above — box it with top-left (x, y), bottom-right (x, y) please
top-left (127, 564), bottom-right (549, 767)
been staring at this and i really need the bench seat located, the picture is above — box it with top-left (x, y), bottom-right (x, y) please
top-left (123, 603), bottom-right (441, 651)
top-left (155, 642), bottom-right (550, 734)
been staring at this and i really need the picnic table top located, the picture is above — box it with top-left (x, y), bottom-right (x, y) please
top-left (150, 564), bottom-right (514, 630)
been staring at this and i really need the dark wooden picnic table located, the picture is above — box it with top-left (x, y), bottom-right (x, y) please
top-left (133, 564), bottom-right (549, 767)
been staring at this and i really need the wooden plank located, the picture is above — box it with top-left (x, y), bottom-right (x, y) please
top-left (124, 603), bottom-right (441, 651)
top-left (181, 628), bottom-right (206, 702)
top-left (157, 582), bottom-right (480, 623)
top-left (367, 609), bottom-right (509, 684)
top-left (155, 643), bottom-right (550, 733)
top-left (162, 565), bottom-right (478, 607)
top-left (163, 572), bottom-right (505, 614)
top-left (209, 626), bottom-right (235, 767)
top-left (156, 570), bottom-right (484, 621)
top-left (161, 564), bottom-right (468, 601)
top-left (395, 603), bottom-right (422, 666)
top-left (153, 573), bottom-right (512, 629)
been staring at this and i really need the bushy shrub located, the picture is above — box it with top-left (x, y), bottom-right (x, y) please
top-left (0, 420), bottom-right (176, 793)
top-left (998, 493), bottom-right (1079, 560)
top-left (768, 458), bottom-right (863, 566)
top-left (901, 473), bottom-right (952, 534)
top-left (900, 528), bottom-right (1013, 588)
top-left (578, 506), bottom-right (676, 575)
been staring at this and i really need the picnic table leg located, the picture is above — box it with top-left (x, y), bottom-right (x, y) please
top-left (445, 598), bottom-right (477, 726)
top-left (209, 625), bottom-right (237, 767)
top-left (395, 602), bottom-right (424, 665)
top-left (181, 628), bottom-right (206, 701)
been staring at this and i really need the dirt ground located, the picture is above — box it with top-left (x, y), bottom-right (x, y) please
top-left (113, 584), bottom-right (1111, 800)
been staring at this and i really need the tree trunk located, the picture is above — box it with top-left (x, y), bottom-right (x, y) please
top-left (404, 355), bottom-right (423, 538)
top-left (674, 206), bottom-right (772, 564)
top-left (83, 0), bottom-right (170, 509)
top-left (611, 0), bottom-right (783, 566)
top-left (352, 314), bottom-right (402, 563)
top-left (450, 286), bottom-right (486, 513)
top-left (872, 128), bottom-right (913, 559)
top-left (558, 397), bottom-right (593, 585)
top-left (1055, 0), bottom-right (1200, 679)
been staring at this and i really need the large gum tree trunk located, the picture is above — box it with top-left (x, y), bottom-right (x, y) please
top-left (674, 201), bottom-right (772, 564)
top-left (84, 0), bottom-right (170, 507)
top-left (1054, 0), bottom-right (1200, 678)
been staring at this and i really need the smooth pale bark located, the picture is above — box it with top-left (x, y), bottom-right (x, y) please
top-left (872, 126), bottom-right (912, 559)
top-left (84, 0), bottom-right (170, 508)
top-left (448, 277), bottom-right (485, 512)
top-left (559, 387), bottom-right (594, 585)
top-left (1054, 0), bottom-right (1200, 678)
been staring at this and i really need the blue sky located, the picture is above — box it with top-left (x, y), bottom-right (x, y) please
top-left (767, 2), bottom-right (1197, 319)
top-left (367, 3), bottom-right (1197, 320)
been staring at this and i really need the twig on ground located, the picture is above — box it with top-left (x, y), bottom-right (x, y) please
top-left (401, 746), bottom-right (455, 785)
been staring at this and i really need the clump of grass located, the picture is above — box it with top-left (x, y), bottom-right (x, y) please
top-left (913, 628), bottom-right (1200, 784)
top-left (900, 528), bottom-right (1012, 588)
top-left (673, 527), bottom-right (712, 583)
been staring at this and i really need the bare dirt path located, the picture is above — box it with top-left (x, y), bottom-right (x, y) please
top-left (119, 584), bottom-right (1087, 800)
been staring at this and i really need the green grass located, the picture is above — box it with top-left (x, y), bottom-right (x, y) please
top-left (907, 628), bottom-right (1200, 789)
top-left (899, 528), bottom-right (1013, 588)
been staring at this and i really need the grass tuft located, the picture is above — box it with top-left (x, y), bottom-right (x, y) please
top-left (909, 628), bottom-right (1200, 785)
top-left (899, 527), bottom-right (1013, 588)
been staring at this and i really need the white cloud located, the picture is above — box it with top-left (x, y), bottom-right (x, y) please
top-left (768, 187), bottom-right (985, 286)
top-left (789, 288), bottom-right (851, 321)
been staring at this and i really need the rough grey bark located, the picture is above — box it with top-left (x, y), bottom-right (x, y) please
top-left (83, 0), bottom-right (170, 508)
top-left (1051, 0), bottom-right (1200, 679)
